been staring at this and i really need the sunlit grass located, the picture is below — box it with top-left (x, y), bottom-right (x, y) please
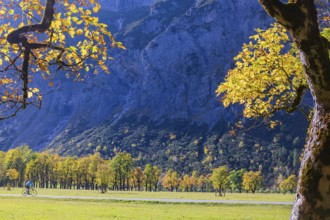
top-left (0, 187), bottom-right (295, 203)
top-left (0, 197), bottom-right (292, 220)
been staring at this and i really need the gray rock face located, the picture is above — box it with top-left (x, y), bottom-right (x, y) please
top-left (99, 0), bottom-right (154, 11)
top-left (134, 0), bottom-right (269, 125)
top-left (0, 0), bottom-right (271, 151)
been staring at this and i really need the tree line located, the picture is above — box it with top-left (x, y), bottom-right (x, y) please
top-left (1, 146), bottom-right (296, 194)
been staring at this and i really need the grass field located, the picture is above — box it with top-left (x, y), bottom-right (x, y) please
top-left (0, 188), bottom-right (295, 202)
top-left (0, 197), bottom-right (292, 220)
top-left (0, 188), bottom-right (294, 219)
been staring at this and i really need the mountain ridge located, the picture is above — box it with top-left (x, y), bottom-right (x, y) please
top-left (0, 0), bottom-right (308, 187)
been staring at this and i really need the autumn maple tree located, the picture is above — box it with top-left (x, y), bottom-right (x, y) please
top-left (217, 23), bottom-right (330, 125)
top-left (217, 23), bottom-right (307, 122)
top-left (242, 171), bottom-right (263, 194)
top-left (0, 0), bottom-right (125, 119)
top-left (210, 166), bottom-right (229, 196)
top-left (280, 174), bottom-right (298, 194)
top-left (218, 0), bottom-right (330, 219)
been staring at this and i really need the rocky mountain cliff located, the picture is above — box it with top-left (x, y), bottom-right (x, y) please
top-left (99, 0), bottom-right (154, 11)
top-left (0, 0), bottom-right (308, 186)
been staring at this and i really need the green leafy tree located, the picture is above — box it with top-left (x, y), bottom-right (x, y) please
top-left (143, 164), bottom-right (154, 191)
top-left (227, 169), bottom-right (245, 193)
top-left (110, 152), bottom-right (134, 190)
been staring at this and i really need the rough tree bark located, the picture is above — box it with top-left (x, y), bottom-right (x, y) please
top-left (258, 0), bottom-right (330, 219)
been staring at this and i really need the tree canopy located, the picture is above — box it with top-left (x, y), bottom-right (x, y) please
top-left (242, 170), bottom-right (263, 194)
top-left (210, 165), bottom-right (229, 196)
top-left (216, 3), bottom-right (330, 130)
top-left (217, 20), bottom-right (330, 125)
top-left (216, 23), bottom-right (307, 123)
top-left (280, 174), bottom-right (297, 194)
top-left (0, 0), bottom-right (125, 119)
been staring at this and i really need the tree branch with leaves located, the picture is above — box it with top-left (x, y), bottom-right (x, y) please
top-left (217, 23), bottom-right (308, 126)
top-left (0, 0), bottom-right (125, 119)
top-left (218, 0), bottom-right (330, 219)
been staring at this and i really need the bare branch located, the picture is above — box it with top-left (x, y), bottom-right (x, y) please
top-left (21, 49), bottom-right (30, 108)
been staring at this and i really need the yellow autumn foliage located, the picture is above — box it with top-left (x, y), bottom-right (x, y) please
top-left (216, 23), bottom-right (307, 118)
top-left (0, 0), bottom-right (125, 118)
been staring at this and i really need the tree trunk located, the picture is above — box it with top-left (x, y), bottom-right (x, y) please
top-left (292, 105), bottom-right (330, 219)
top-left (257, 1), bottom-right (330, 219)
top-left (219, 185), bottom-right (223, 196)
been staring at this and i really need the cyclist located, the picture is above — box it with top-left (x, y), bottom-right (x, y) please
top-left (25, 179), bottom-right (33, 195)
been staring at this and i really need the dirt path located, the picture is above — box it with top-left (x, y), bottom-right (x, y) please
top-left (0, 194), bottom-right (293, 205)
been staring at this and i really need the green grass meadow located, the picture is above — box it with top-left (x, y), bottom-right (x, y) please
top-left (0, 188), bottom-right (295, 202)
top-left (0, 188), bottom-right (294, 219)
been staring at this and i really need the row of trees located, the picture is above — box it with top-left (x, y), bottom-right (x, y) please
top-left (0, 146), bottom-right (297, 194)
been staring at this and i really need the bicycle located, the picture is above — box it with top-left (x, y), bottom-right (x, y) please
top-left (22, 188), bottom-right (37, 196)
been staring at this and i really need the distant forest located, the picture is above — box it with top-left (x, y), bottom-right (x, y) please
top-left (1, 145), bottom-right (296, 194)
